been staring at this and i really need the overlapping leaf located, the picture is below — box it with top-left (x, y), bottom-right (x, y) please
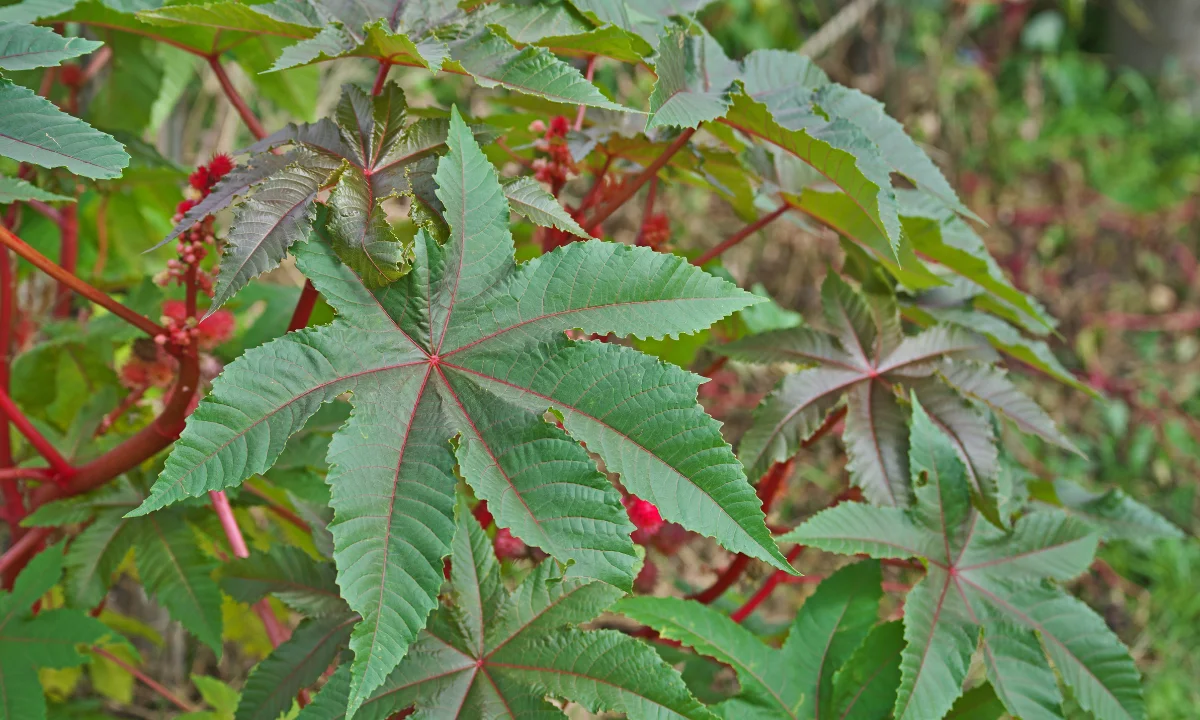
top-left (22, 481), bottom-right (223, 653)
top-left (297, 504), bottom-right (715, 720)
top-left (0, 21), bottom-right (101, 70)
top-left (0, 79), bottom-right (129, 179)
top-left (169, 82), bottom-right (452, 308)
top-left (146, 0), bottom-right (628, 110)
top-left (783, 401), bottom-right (1143, 720)
top-left (722, 273), bottom-right (1016, 519)
top-left (0, 546), bottom-right (112, 720)
top-left (132, 106), bottom-right (784, 716)
top-left (620, 560), bottom-right (893, 720)
top-left (0, 176), bottom-right (73, 204)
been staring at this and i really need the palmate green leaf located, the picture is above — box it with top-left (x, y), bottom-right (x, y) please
top-left (780, 187), bottom-right (945, 291)
top-left (256, 0), bottom-right (625, 109)
top-left (483, 1), bottom-right (645, 64)
top-left (236, 614), bottom-right (356, 720)
top-left (1045, 479), bottom-right (1183, 543)
top-left (0, 79), bottom-right (129, 179)
top-left (783, 400), bottom-right (1143, 720)
top-left (298, 505), bottom-right (714, 720)
top-left (899, 192), bottom-right (1055, 336)
top-left (937, 361), bottom-right (1080, 454)
top-left (0, 21), bottom-right (101, 70)
top-left (619, 561), bottom-right (884, 720)
top-left (20, 481), bottom-right (140, 608)
top-left (0, 546), bottom-right (111, 720)
top-left (138, 1), bottom-right (317, 36)
top-left (814, 86), bottom-right (976, 220)
top-left (130, 512), bottom-right (224, 654)
top-left (723, 274), bottom-right (1011, 519)
top-left (0, 176), bottom-right (72, 204)
top-left (195, 83), bottom-right (450, 308)
top-left (727, 76), bottom-right (904, 258)
top-left (135, 106), bottom-right (778, 715)
top-left (211, 160), bottom-right (325, 309)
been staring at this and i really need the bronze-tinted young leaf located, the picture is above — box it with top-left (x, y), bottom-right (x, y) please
top-left (724, 273), bottom-right (1009, 517)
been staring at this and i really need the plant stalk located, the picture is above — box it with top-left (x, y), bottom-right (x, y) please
top-left (91, 646), bottom-right (199, 713)
top-left (0, 387), bottom-right (74, 480)
top-left (585, 128), bottom-right (695, 232)
top-left (208, 55), bottom-right (268, 141)
top-left (0, 226), bottom-right (168, 340)
top-left (693, 204), bottom-right (789, 266)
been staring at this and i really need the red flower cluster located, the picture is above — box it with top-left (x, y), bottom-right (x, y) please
top-left (121, 155), bottom-right (237, 390)
top-left (157, 154), bottom-right (234, 294)
top-left (529, 116), bottom-right (575, 193)
top-left (156, 300), bottom-right (235, 351)
top-left (188, 153), bottom-right (234, 196)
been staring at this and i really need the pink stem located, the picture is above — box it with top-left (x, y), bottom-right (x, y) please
top-left (254, 599), bottom-right (289, 647)
top-left (208, 490), bottom-right (249, 558)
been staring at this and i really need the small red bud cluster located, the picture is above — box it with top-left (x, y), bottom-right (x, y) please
top-left (529, 116), bottom-right (575, 194)
top-left (121, 155), bottom-right (236, 389)
top-left (638, 213), bottom-right (671, 251)
top-left (154, 300), bottom-right (235, 351)
top-left (156, 154), bottom-right (233, 293)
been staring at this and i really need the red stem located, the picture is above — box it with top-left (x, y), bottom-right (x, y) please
top-left (208, 55), bottom-right (268, 141)
top-left (29, 352), bottom-right (199, 511)
top-left (25, 199), bottom-right (61, 225)
top-left (688, 459), bottom-right (794, 604)
top-left (243, 483), bottom-right (311, 532)
top-left (0, 527), bottom-right (50, 578)
top-left (372, 61), bottom-right (391, 96)
top-left (53, 204), bottom-right (78, 318)
top-left (0, 240), bottom-right (13, 532)
top-left (0, 226), bottom-right (168, 340)
top-left (634, 177), bottom-right (658, 247)
top-left (574, 56), bottom-right (597, 131)
top-left (585, 128), bottom-right (696, 231)
top-left (731, 544), bottom-right (805, 623)
top-left (96, 385), bottom-right (147, 436)
top-left (287, 280), bottom-right (319, 332)
top-left (91, 645), bottom-right (198, 713)
top-left (578, 155), bottom-right (613, 211)
top-left (0, 468), bottom-right (51, 482)
top-left (253, 600), bottom-right (289, 648)
top-left (693, 205), bottom-right (789, 266)
top-left (0, 387), bottom-right (73, 480)
top-left (687, 408), bottom-right (846, 604)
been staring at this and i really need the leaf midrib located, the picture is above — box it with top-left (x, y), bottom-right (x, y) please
top-left (444, 361), bottom-right (765, 552)
top-left (146, 359), bottom-right (426, 505)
